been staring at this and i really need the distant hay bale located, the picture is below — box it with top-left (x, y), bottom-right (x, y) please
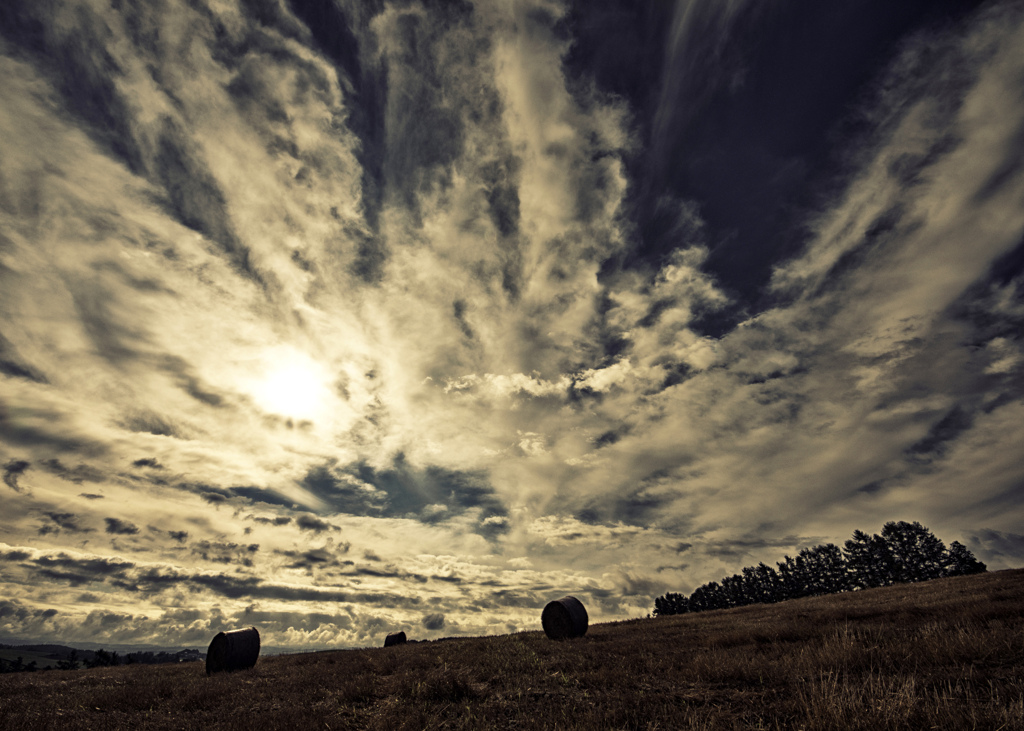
top-left (206, 627), bottom-right (260, 675)
top-left (542, 596), bottom-right (588, 640)
top-left (384, 631), bottom-right (407, 647)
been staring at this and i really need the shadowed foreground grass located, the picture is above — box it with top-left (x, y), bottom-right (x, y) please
top-left (1, 569), bottom-right (1022, 730)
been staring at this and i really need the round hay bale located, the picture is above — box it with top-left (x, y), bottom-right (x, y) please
top-left (206, 626), bottom-right (260, 675)
top-left (383, 631), bottom-right (407, 647)
top-left (542, 596), bottom-right (588, 640)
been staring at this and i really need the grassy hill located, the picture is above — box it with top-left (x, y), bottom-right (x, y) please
top-left (1, 569), bottom-right (1022, 730)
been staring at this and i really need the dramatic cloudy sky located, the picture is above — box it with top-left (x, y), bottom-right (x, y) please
top-left (2, 0), bottom-right (1023, 650)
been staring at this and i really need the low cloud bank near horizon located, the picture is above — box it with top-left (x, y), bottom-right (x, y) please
top-left (1, 0), bottom-right (1023, 648)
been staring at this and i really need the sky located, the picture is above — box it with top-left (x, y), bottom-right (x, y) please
top-left (1, 0), bottom-right (1023, 651)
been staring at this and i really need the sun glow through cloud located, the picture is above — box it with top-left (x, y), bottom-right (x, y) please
top-left (246, 347), bottom-right (334, 422)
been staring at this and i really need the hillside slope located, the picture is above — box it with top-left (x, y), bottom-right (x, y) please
top-left (1, 569), bottom-right (1022, 730)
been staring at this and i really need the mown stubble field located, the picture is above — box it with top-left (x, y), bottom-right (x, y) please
top-left (1, 569), bottom-right (1022, 730)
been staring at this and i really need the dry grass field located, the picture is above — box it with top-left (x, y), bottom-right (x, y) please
top-left (1, 569), bottom-right (1022, 730)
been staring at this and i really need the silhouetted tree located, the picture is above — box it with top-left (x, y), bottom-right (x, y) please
top-left (86, 649), bottom-right (119, 668)
top-left (720, 574), bottom-right (747, 608)
top-left (57, 650), bottom-right (80, 671)
top-left (872, 532), bottom-right (899, 585)
top-left (689, 581), bottom-right (727, 612)
top-left (799, 544), bottom-right (849, 595)
top-left (776, 555), bottom-right (807, 600)
top-left (881, 521), bottom-right (947, 583)
top-left (944, 541), bottom-right (986, 576)
top-left (741, 562), bottom-right (781, 604)
top-left (843, 530), bottom-right (878, 588)
top-left (653, 592), bottom-right (688, 616)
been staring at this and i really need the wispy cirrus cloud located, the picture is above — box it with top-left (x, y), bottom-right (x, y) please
top-left (0, 0), bottom-right (1022, 649)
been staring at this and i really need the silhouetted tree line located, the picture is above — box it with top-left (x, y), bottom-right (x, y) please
top-left (0, 646), bottom-right (202, 673)
top-left (653, 521), bottom-right (986, 616)
top-left (0, 656), bottom-right (38, 673)
top-left (85, 648), bottom-right (121, 668)
top-left (0, 648), bottom-right (116, 673)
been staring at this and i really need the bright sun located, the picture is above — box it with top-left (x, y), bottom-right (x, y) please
top-left (249, 348), bottom-right (334, 422)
